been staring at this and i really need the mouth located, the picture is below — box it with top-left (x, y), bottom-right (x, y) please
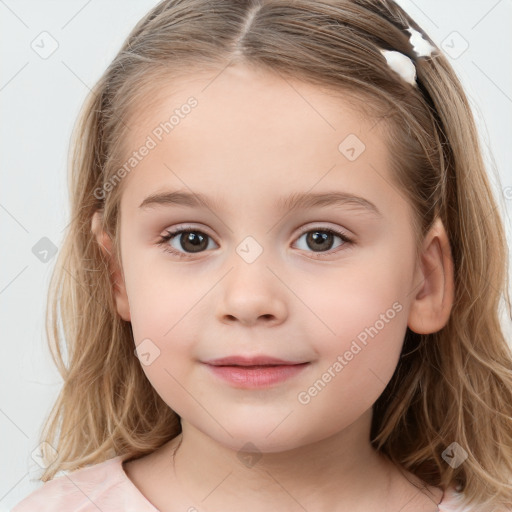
top-left (202, 356), bottom-right (310, 388)
top-left (204, 355), bottom-right (307, 366)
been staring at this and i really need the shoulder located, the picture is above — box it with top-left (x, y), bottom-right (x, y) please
top-left (439, 486), bottom-right (512, 512)
top-left (10, 455), bottom-right (158, 512)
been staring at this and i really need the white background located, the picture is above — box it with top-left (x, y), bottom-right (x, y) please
top-left (1, 1), bottom-right (511, 509)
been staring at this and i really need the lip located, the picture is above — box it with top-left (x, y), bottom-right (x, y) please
top-left (202, 355), bottom-right (310, 388)
top-left (204, 355), bottom-right (305, 366)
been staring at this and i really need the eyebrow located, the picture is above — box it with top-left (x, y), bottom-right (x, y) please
top-left (139, 190), bottom-right (382, 217)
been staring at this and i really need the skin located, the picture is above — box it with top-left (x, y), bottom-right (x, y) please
top-left (92, 63), bottom-right (454, 511)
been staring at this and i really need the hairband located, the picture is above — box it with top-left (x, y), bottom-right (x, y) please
top-left (380, 26), bottom-right (436, 86)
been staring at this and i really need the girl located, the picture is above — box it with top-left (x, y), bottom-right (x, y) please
top-left (12, 0), bottom-right (512, 511)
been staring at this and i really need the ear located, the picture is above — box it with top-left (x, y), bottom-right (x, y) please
top-left (91, 211), bottom-right (131, 322)
top-left (408, 217), bottom-right (454, 334)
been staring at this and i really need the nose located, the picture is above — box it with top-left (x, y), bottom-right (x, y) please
top-left (215, 261), bottom-right (288, 327)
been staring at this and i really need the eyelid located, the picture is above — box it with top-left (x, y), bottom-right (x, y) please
top-left (295, 221), bottom-right (353, 238)
top-left (158, 221), bottom-right (353, 239)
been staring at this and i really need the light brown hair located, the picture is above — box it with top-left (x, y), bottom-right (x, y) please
top-left (39, 1), bottom-right (512, 509)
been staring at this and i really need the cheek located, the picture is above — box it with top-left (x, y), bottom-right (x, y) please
top-left (298, 258), bottom-right (410, 349)
top-left (293, 259), bottom-right (410, 402)
top-left (123, 250), bottom-right (197, 341)
top-left (126, 277), bottom-right (198, 418)
top-left (123, 256), bottom-right (205, 398)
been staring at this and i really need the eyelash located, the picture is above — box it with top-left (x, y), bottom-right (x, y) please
top-left (156, 224), bottom-right (354, 260)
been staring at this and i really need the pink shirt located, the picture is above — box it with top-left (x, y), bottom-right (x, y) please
top-left (9, 455), bottom-right (487, 511)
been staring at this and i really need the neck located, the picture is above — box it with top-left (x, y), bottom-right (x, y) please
top-left (152, 408), bottom-right (437, 512)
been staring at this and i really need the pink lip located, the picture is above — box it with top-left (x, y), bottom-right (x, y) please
top-left (202, 355), bottom-right (310, 388)
top-left (205, 355), bottom-right (304, 366)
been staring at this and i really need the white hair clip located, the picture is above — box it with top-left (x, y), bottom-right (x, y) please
top-left (405, 26), bottom-right (436, 58)
top-left (380, 26), bottom-right (436, 86)
top-left (380, 49), bottom-right (416, 86)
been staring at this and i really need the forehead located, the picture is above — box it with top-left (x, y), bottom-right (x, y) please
top-left (117, 64), bottom-right (401, 217)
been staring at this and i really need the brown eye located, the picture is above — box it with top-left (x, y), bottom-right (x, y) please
top-left (175, 231), bottom-right (208, 253)
top-left (293, 227), bottom-right (353, 258)
top-left (157, 228), bottom-right (217, 258)
top-left (305, 230), bottom-right (336, 251)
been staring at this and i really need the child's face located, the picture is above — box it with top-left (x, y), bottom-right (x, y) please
top-left (114, 64), bottom-right (423, 451)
